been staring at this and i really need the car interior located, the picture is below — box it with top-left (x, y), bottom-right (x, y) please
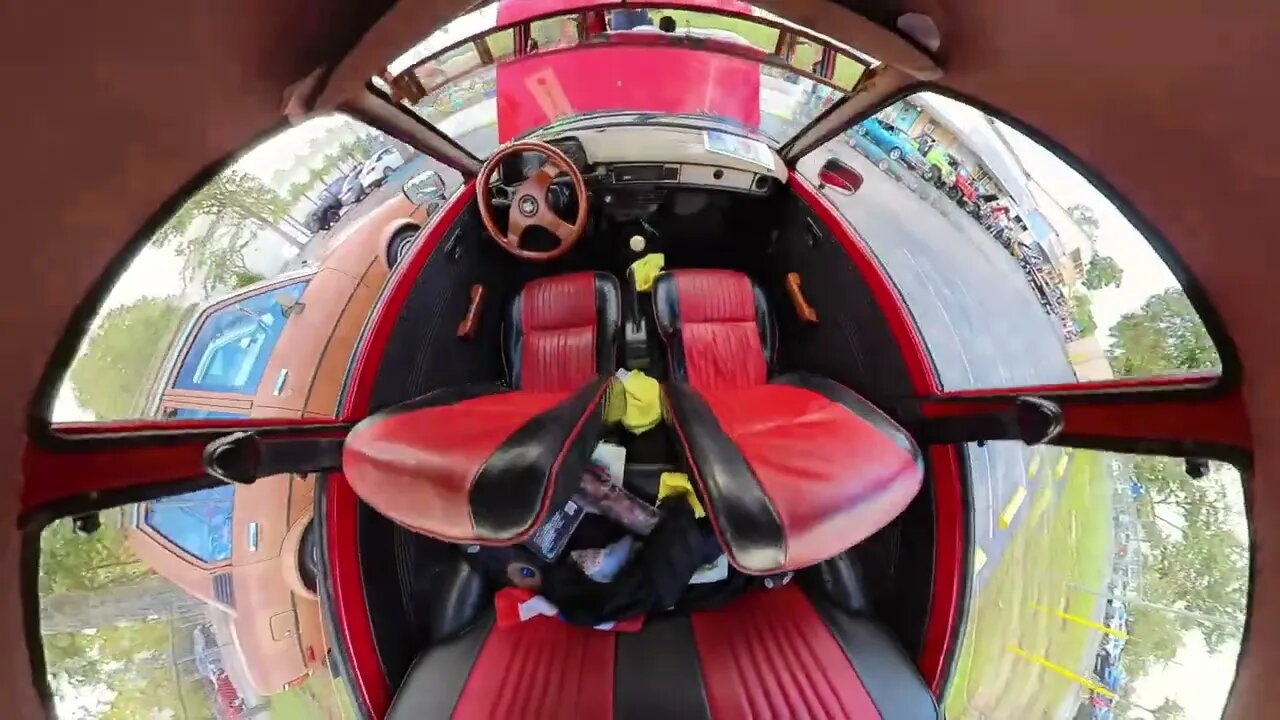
top-left (334, 127), bottom-right (946, 716)
top-left (8, 1), bottom-right (1276, 719)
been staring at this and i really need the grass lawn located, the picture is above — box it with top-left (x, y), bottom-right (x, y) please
top-left (945, 449), bottom-right (1115, 719)
top-left (270, 667), bottom-right (357, 720)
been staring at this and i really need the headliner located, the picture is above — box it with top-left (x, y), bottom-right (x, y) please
top-left (2, 1), bottom-right (1276, 717)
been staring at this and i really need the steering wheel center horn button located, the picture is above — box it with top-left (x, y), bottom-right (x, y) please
top-left (518, 195), bottom-right (539, 217)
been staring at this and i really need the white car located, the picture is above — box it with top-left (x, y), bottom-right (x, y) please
top-left (358, 146), bottom-right (405, 189)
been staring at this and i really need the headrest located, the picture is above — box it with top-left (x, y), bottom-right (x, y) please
top-left (665, 373), bottom-right (923, 574)
top-left (343, 377), bottom-right (611, 544)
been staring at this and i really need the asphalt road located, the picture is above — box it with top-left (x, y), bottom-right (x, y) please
top-left (798, 141), bottom-right (1077, 585)
top-left (308, 126), bottom-right (1075, 585)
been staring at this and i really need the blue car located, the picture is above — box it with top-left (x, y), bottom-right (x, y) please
top-left (851, 118), bottom-right (926, 168)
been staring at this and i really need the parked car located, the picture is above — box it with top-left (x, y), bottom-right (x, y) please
top-left (339, 167), bottom-right (366, 205)
top-left (853, 117), bottom-right (926, 169)
top-left (303, 175), bottom-right (348, 232)
top-left (923, 145), bottom-right (956, 185)
top-left (950, 165), bottom-right (980, 210)
top-left (358, 146), bottom-right (405, 190)
top-left (125, 171), bottom-right (446, 695)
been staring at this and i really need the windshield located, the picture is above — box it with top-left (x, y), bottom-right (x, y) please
top-left (377, 1), bottom-right (876, 156)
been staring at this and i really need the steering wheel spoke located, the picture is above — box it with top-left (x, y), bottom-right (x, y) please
top-left (475, 140), bottom-right (588, 261)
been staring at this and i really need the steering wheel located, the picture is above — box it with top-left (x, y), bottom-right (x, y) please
top-left (477, 140), bottom-right (589, 261)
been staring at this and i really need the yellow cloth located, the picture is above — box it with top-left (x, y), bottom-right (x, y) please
top-left (657, 472), bottom-right (705, 518)
top-left (618, 370), bottom-right (661, 434)
top-left (629, 253), bottom-right (666, 292)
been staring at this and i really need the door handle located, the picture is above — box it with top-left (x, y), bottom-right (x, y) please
top-left (786, 273), bottom-right (819, 324)
top-left (272, 369), bottom-right (289, 396)
top-left (457, 284), bottom-right (485, 340)
top-left (247, 522), bottom-right (260, 552)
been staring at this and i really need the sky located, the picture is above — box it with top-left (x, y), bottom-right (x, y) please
top-left (995, 121), bottom-right (1180, 347)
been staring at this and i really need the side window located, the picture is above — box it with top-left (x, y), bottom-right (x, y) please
top-left (172, 281), bottom-right (307, 395)
top-left (946, 451), bottom-right (1247, 719)
top-left (142, 486), bottom-right (235, 564)
top-left (800, 91), bottom-right (1221, 391)
top-left (532, 15), bottom-right (581, 51)
top-left (53, 113), bottom-right (462, 423)
top-left (37, 485), bottom-right (354, 717)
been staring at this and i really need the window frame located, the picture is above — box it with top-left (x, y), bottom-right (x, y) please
top-left (136, 485), bottom-right (236, 567)
top-left (168, 276), bottom-right (311, 398)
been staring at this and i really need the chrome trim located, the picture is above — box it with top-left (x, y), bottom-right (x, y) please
top-left (247, 522), bottom-right (260, 552)
top-left (272, 369), bottom-right (289, 396)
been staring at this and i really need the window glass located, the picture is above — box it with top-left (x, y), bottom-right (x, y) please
top-left (945, 450), bottom-right (1247, 719)
top-left (143, 486), bottom-right (235, 563)
top-left (37, 482), bottom-right (354, 717)
top-left (800, 92), bottom-right (1221, 390)
top-left (53, 114), bottom-right (464, 423)
top-left (384, 3), bottom-right (872, 155)
top-left (170, 407), bottom-right (249, 419)
top-left (172, 281), bottom-right (306, 395)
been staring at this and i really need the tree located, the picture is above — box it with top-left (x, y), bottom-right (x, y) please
top-left (1070, 292), bottom-right (1098, 335)
top-left (1107, 289), bottom-right (1219, 377)
top-left (66, 297), bottom-right (194, 419)
top-left (39, 517), bottom-right (214, 719)
top-left (1068, 203), bottom-right (1101, 242)
top-left (157, 171), bottom-right (302, 251)
top-left (1119, 456), bottom-right (1247, 686)
top-left (1083, 254), bottom-right (1124, 290)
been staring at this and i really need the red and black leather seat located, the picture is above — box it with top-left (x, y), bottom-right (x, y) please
top-left (344, 272), bottom-right (620, 544)
top-left (349, 269), bottom-right (937, 719)
top-left (387, 583), bottom-right (938, 719)
top-left (654, 269), bottom-right (924, 574)
top-left (504, 271), bottom-right (621, 391)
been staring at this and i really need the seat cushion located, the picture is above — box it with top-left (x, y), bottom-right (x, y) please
top-left (653, 270), bottom-right (775, 390)
top-left (387, 585), bottom-right (938, 720)
top-left (666, 373), bottom-right (923, 574)
top-left (505, 271), bottom-right (621, 392)
top-left (343, 377), bottom-right (611, 544)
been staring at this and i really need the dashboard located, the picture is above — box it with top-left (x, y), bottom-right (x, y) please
top-left (499, 128), bottom-right (786, 199)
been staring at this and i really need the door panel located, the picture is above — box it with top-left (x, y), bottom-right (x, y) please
top-left (255, 268), bottom-right (358, 413)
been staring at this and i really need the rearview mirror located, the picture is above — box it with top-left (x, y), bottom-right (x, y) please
top-left (817, 157), bottom-right (863, 196)
top-left (404, 170), bottom-right (446, 205)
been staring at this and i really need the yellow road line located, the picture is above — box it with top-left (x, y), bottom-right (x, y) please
top-left (1030, 604), bottom-right (1127, 638)
top-left (973, 547), bottom-right (987, 573)
top-left (999, 485), bottom-right (1028, 530)
top-left (1054, 452), bottom-right (1070, 479)
top-left (1026, 453), bottom-right (1042, 479)
top-left (1007, 644), bottom-right (1116, 699)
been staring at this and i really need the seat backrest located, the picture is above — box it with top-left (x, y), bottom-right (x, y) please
top-left (504, 272), bottom-right (621, 392)
top-left (652, 270), bottom-right (775, 391)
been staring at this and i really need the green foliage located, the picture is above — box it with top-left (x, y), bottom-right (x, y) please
top-left (156, 171), bottom-right (291, 246)
top-left (39, 516), bottom-right (149, 596)
top-left (45, 621), bottom-right (213, 720)
top-left (40, 517), bottom-right (214, 719)
top-left (66, 296), bottom-right (194, 420)
top-left (1083, 254), bottom-right (1124, 290)
top-left (154, 170), bottom-right (303, 294)
top-left (1068, 203), bottom-right (1101, 241)
top-left (1123, 456), bottom-right (1246, 684)
top-left (1070, 292), bottom-right (1098, 335)
top-left (1107, 289), bottom-right (1220, 377)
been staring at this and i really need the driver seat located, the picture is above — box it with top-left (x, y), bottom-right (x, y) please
top-left (504, 271), bottom-right (621, 391)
